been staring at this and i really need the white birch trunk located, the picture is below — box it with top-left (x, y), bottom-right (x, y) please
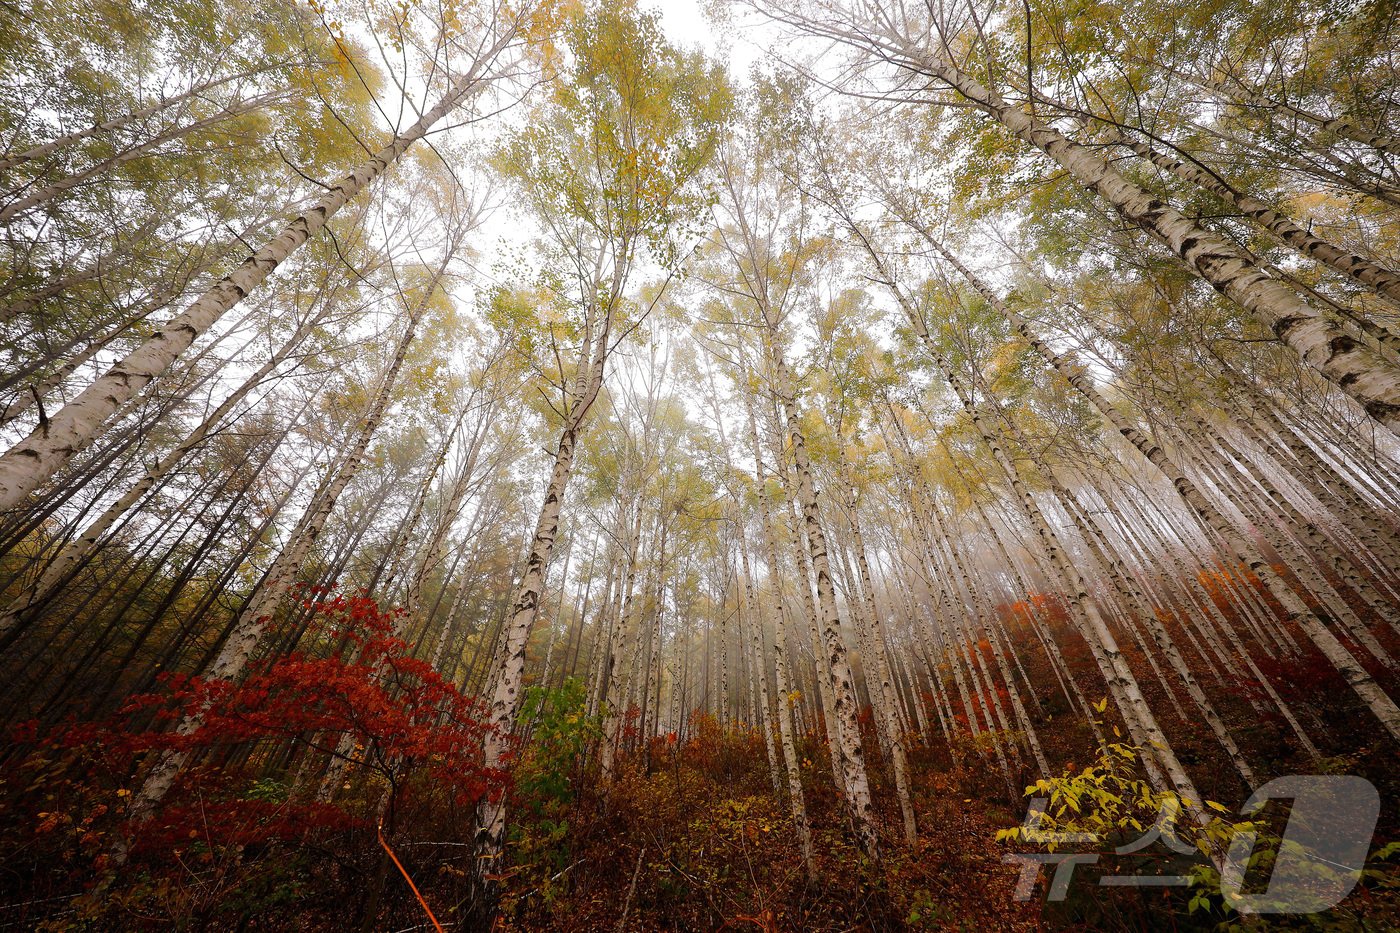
top-left (0, 69), bottom-right (264, 172)
top-left (839, 469), bottom-right (918, 840)
top-left (1105, 131), bottom-right (1400, 304)
top-left (883, 41), bottom-right (1400, 432)
top-left (0, 93), bottom-right (287, 224)
top-left (765, 347), bottom-right (879, 856)
top-left (0, 301), bottom-right (334, 638)
top-left (121, 271), bottom-right (434, 840)
top-left (0, 40), bottom-right (510, 510)
top-left (896, 217), bottom-right (1400, 742)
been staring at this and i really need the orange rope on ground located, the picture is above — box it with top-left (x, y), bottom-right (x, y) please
top-left (377, 820), bottom-right (446, 933)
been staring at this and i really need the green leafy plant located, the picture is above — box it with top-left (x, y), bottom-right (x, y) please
top-left (515, 677), bottom-right (601, 818)
top-left (502, 678), bottom-right (604, 914)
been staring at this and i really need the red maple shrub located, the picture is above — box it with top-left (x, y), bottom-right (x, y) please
top-left (0, 589), bottom-right (504, 929)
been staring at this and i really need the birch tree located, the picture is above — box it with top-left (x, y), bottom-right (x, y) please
top-left (0, 3), bottom-right (528, 509)
top-left (473, 0), bottom-right (730, 871)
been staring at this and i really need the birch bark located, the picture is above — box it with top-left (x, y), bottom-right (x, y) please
top-left (890, 216), bottom-right (1400, 741)
top-left (865, 35), bottom-right (1400, 431)
top-left (0, 35), bottom-right (513, 510)
top-left (122, 261), bottom-right (437, 838)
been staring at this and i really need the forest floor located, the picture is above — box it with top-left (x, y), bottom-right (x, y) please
top-left (484, 703), bottom-right (1400, 932)
top-left (492, 745), bottom-right (1041, 932)
top-left (5, 708), bottom-right (1400, 931)
top-left (7, 632), bottom-right (1400, 931)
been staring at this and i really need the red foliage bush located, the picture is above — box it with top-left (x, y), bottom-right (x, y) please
top-left (1, 589), bottom-right (504, 926)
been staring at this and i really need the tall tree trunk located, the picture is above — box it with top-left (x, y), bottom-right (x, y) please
top-left (1208, 77), bottom-right (1400, 157)
top-left (476, 295), bottom-right (613, 863)
top-left (119, 262), bottom-right (440, 840)
top-left (860, 34), bottom-right (1400, 431)
top-left (0, 93), bottom-right (287, 224)
top-left (0, 300), bottom-right (338, 639)
top-left (761, 336), bottom-right (879, 857)
top-left (845, 226), bottom-right (1201, 803)
top-left (0, 35), bottom-right (513, 510)
top-left (1100, 130), bottom-right (1400, 305)
top-left (891, 215), bottom-right (1400, 742)
top-left (0, 68), bottom-right (269, 173)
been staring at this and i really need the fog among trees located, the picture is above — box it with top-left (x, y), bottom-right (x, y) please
top-left (3, 0), bottom-right (1400, 929)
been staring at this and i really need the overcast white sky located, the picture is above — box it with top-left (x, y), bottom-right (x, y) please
top-left (656, 0), bottom-right (713, 41)
top-left (654, 0), bottom-right (764, 76)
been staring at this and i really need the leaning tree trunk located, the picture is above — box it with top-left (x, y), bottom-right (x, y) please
top-left (0, 35), bottom-right (513, 511)
top-left (925, 491), bottom-right (1051, 779)
top-left (1218, 415), bottom-right (1400, 634)
top-left (893, 214), bottom-right (1400, 743)
top-left (1188, 420), bottom-right (1392, 655)
top-left (0, 68), bottom-right (268, 173)
top-left (476, 310), bottom-right (610, 869)
top-left (1208, 78), bottom-right (1400, 158)
top-left (842, 218), bottom-right (1197, 796)
top-left (0, 297), bottom-right (339, 640)
top-left (120, 266), bottom-right (439, 840)
top-left (413, 417), bottom-right (493, 630)
top-left (1090, 127), bottom-right (1400, 306)
top-left (1236, 385), bottom-right (1400, 589)
top-left (902, 291), bottom-right (1199, 804)
top-left (0, 93), bottom-right (287, 225)
top-left (879, 36), bottom-right (1400, 432)
top-left (876, 408), bottom-right (990, 743)
top-left (741, 350), bottom-right (848, 783)
top-left (1064, 482), bottom-right (1256, 785)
